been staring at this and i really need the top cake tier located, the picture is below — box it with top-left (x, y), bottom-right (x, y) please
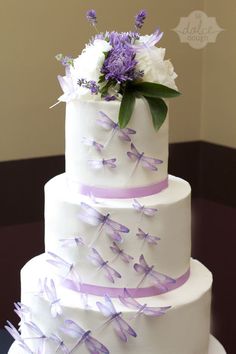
top-left (65, 97), bottom-right (168, 195)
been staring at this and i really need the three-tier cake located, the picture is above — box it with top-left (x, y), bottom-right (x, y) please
top-left (7, 9), bottom-right (224, 354)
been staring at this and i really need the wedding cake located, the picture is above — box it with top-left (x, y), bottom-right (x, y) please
top-left (7, 10), bottom-right (224, 354)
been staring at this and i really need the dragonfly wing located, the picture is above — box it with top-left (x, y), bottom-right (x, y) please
top-left (132, 199), bottom-right (143, 212)
top-left (133, 263), bottom-right (145, 274)
top-left (104, 158), bottom-right (117, 168)
top-left (124, 128), bottom-right (136, 135)
top-left (140, 158), bottom-right (158, 171)
top-left (61, 320), bottom-right (84, 338)
top-left (152, 270), bottom-right (176, 284)
top-left (120, 252), bottom-right (134, 263)
top-left (85, 335), bottom-right (110, 354)
top-left (96, 301), bottom-right (112, 317)
top-left (143, 305), bottom-right (171, 317)
top-left (106, 218), bottom-right (129, 233)
top-left (110, 242), bottom-right (120, 255)
top-left (136, 228), bottom-right (146, 239)
top-left (143, 207), bottom-right (158, 216)
top-left (57, 75), bottom-right (70, 94)
top-left (119, 289), bottom-right (140, 310)
top-left (105, 227), bottom-right (122, 243)
top-left (127, 151), bottom-right (138, 160)
top-left (88, 248), bottom-right (104, 267)
top-left (143, 156), bottom-right (163, 165)
top-left (139, 254), bottom-right (149, 268)
top-left (97, 111), bottom-right (115, 130)
top-left (117, 130), bottom-right (131, 142)
top-left (105, 264), bottom-right (121, 283)
top-left (80, 202), bottom-right (104, 220)
top-left (114, 317), bottom-right (137, 341)
top-left (88, 160), bottom-right (104, 169)
top-left (146, 235), bottom-right (160, 244)
top-left (78, 213), bottom-right (101, 226)
top-left (82, 136), bottom-right (93, 146)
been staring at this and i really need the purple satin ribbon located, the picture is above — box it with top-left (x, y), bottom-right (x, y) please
top-left (70, 178), bottom-right (168, 199)
top-left (62, 268), bottom-right (190, 298)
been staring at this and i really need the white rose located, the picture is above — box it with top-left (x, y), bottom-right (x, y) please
top-left (69, 39), bottom-right (112, 99)
top-left (135, 39), bottom-right (178, 90)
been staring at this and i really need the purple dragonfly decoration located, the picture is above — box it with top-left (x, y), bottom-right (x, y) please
top-left (43, 278), bottom-right (62, 317)
top-left (50, 72), bottom-right (77, 108)
top-left (96, 111), bottom-right (136, 146)
top-left (96, 295), bottom-right (137, 342)
top-left (88, 158), bottom-right (117, 170)
top-left (134, 255), bottom-right (176, 291)
top-left (61, 320), bottom-right (109, 354)
top-left (136, 228), bottom-right (161, 246)
top-left (14, 302), bottom-right (31, 326)
top-left (5, 321), bottom-right (33, 354)
top-left (79, 202), bottom-right (129, 244)
top-left (50, 334), bottom-right (70, 354)
top-left (132, 199), bottom-right (157, 218)
top-left (24, 321), bottom-right (47, 352)
top-left (127, 143), bottom-right (163, 172)
top-left (82, 137), bottom-right (104, 153)
top-left (46, 252), bottom-right (81, 286)
top-left (88, 248), bottom-right (121, 283)
top-left (59, 236), bottom-right (85, 248)
top-left (110, 242), bottom-right (134, 264)
top-left (119, 288), bottom-right (171, 317)
top-left (134, 28), bottom-right (164, 50)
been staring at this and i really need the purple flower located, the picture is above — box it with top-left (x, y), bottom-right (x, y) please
top-left (135, 10), bottom-right (147, 29)
top-left (104, 95), bottom-right (117, 101)
top-left (86, 9), bottom-right (97, 25)
top-left (78, 78), bottom-right (100, 95)
top-left (55, 54), bottom-right (73, 67)
top-left (101, 37), bottom-right (139, 84)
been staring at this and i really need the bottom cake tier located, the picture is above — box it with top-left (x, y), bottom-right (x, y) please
top-left (8, 254), bottom-right (213, 354)
top-left (8, 335), bottom-right (226, 354)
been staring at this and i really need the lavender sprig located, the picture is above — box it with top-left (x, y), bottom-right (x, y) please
top-left (55, 53), bottom-right (73, 67)
top-left (86, 9), bottom-right (97, 25)
top-left (78, 78), bottom-right (100, 95)
top-left (135, 10), bottom-right (147, 30)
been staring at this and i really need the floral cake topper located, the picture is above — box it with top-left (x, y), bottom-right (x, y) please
top-left (55, 10), bottom-right (181, 130)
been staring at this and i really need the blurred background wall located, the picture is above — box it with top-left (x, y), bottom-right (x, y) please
top-left (2, 0), bottom-right (234, 163)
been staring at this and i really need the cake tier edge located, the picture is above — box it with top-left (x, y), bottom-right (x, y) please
top-left (15, 255), bottom-right (212, 354)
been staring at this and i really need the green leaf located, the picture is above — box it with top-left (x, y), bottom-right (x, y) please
top-left (144, 96), bottom-right (168, 131)
top-left (131, 82), bottom-right (181, 98)
top-left (118, 89), bottom-right (136, 128)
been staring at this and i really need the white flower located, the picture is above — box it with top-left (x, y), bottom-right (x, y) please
top-left (135, 36), bottom-right (178, 90)
top-left (68, 39), bottom-right (112, 99)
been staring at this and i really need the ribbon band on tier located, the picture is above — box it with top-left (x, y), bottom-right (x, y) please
top-left (62, 268), bottom-right (190, 298)
top-left (70, 177), bottom-right (168, 199)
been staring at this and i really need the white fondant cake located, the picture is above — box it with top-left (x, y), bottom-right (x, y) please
top-left (7, 9), bottom-right (226, 354)
top-left (19, 257), bottom-right (212, 354)
top-left (66, 98), bottom-right (168, 190)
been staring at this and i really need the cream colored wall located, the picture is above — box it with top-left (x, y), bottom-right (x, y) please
top-left (1, 0), bottom-right (223, 162)
top-left (201, 0), bottom-right (236, 148)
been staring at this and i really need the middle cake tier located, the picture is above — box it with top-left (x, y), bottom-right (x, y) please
top-left (45, 174), bottom-right (191, 292)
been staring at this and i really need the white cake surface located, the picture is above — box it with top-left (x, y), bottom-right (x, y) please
top-left (15, 256), bottom-right (212, 354)
top-left (44, 173), bottom-right (191, 287)
top-left (65, 98), bottom-right (168, 190)
top-left (8, 335), bottom-right (227, 354)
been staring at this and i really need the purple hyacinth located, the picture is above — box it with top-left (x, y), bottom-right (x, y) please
top-left (135, 10), bottom-right (147, 29)
top-left (101, 32), bottom-right (142, 84)
top-left (86, 9), bottom-right (97, 25)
